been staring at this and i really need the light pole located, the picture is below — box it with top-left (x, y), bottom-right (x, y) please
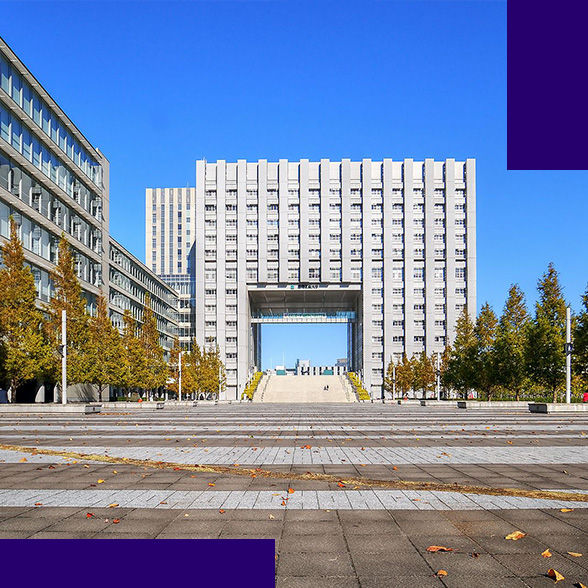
top-left (61, 310), bottom-right (67, 405)
top-left (392, 362), bottom-right (396, 401)
top-left (178, 351), bottom-right (182, 402)
top-left (436, 352), bottom-right (441, 401)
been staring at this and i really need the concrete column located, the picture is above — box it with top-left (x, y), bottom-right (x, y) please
top-left (278, 159), bottom-right (289, 283)
top-left (341, 159), bottom-right (351, 283)
top-left (236, 160), bottom-right (248, 400)
top-left (465, 159), bottom-right (477, 317)
top-left (216, 161), bottom-right (227, 381)
top-left (361, 158), bottom-right (373, 395)
top-left (195, 160), bottom-right (206, 346)
top-left (320, 158), bottom-right (330, 281)
top-left (299, 160), bottom-right (309, 282)
top-left (445, 159), bottom-right (458, 342)
top-left (403, 159), bottom-right (415, 359)
top-left (382, 158), bottom-right (393, 377)
top-left (257, 160), bottom-right (268, 283)
top-left (424, 158), bottom-right (435, 354)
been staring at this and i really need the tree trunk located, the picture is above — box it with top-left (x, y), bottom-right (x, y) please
top-left (515, 390), bottom-right (520, 402)
top-left (552, 387), bottom-right (558, 403)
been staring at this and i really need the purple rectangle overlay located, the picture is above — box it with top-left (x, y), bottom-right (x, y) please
top-left (1, 539), bottom-right (275, 588)
top-left (508, 0), bottom-right (588, 170)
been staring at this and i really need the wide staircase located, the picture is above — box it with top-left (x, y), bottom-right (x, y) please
top-left (254, 374), bottom-right (354, 403)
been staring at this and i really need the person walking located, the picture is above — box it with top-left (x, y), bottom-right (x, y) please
top-left (0, 387), bottom-right (8, 404)
top-left (582, 390), bottom-right (588, 403)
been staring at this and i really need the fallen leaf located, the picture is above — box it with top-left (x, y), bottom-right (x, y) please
top-left (19, 457), bottom-right (27, 463)
top-left (560, 508), bottom-right (574, 513)
top-left (97, 479), bottom-right (105, 484)
top-left (505, 531), bottom-right (527, 540)
top-left (86, 513), bottom-right (94, 518)
top-left (112, 470), bottom-right (118, 474)
top-left (542, 549), bottom-right (552, 558)
top-left (218, 509), bottom-right (226, 514)
top-left (34, 502), bottom-right (43, 506)
top-left (107, 503), bottom-right (119, 508)
top-left (337, 482), bottom-right (346, 488)
top-left (112, 519), bottom-right (121, 524)
top-left (269, 515), bottom-right (275, 520)
top-left (567, 552), bottom-right (583, 557)
top-left (392, 466), bottom-right (398, 471)
top-left (83, 465), bottom-right (90, 469)
top-left (281, 501), bottom-right (287, 506)
top-left (436, 570), bottom-right (448, 577)
top-left (288, 488), bottom-right (295, 494)
top-left (547, 568), bottom-right (564, 583)
top-left (427, 546), bottom-right (454, 553)
top-left (208, 483), bottom-right (215, 487)
top-left (471, 552), bottom-right (479, 558)
top-left (160, 501), bottom-right (167, 505)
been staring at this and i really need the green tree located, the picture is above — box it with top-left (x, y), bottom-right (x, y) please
top-left (121, 309), bottom-right (147, 395)
top-left (412, 351), bottom-right (435, 399)
top-left (45, 235), bottom-right (89, 390)
top-left (526, 263), bottom-right (567, 402)
top-left (85, 294), bottom-right (124, 402)
top-left (383, 356), bottom-right (396, 398)
top-left (446, 307), bottom-right (477, 399)
top-left (200, 344), bottom-right (226, 397)
top-left (573, 286), bottom-right (588, 388)
top-left (0, 218), bottom-right (50, 401)
top-left (395, 353), bottom-right (413, 398)
top-left (183, 339), bottom-right (203, 396)
top-left (167, 337), bottom-right (182, 398)
top-left (473, 302), bottom-right (498, 400)
top-left (140, 293), bottom-right (166, 397)
top-left (494, 284), bottom-right (530, 400)
top-left (438, 346), bottom-right (452, 399)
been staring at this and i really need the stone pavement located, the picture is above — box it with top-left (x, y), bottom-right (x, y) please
top-left (0, 404), bottom-right (587, 587)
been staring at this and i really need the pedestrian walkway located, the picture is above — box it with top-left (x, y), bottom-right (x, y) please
top-left (1, 404), bottom-right (587, 586)
top-left (257, 375), bottom-right (351, 402)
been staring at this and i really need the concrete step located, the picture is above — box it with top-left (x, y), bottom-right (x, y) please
top-left (260, 375), bottom-right (352, 403)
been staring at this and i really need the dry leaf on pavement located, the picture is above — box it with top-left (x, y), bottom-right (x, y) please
top-left (427, 546), bottom-right (454, 552)
top-left (567, 552), bottom-right (582, 557)
top-left (436, 570), bottom-right (448, 577)
top-left (505, 531), bottom-right (527, 540)
top-left (542, 549), bottom-right (552, 558)
top-left (547, 569), bottom-right (564, 583)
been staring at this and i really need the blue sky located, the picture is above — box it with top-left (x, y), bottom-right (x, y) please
top-left (3, 1), bottom-right (587, 369)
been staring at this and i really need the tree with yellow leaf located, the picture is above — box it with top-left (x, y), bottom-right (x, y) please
top-left (0, 218), bottom-right (51, 401)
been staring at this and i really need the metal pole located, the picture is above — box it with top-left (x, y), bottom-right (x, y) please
top-left (436, 352), bottom-right (441, 401)
top-left (566, 306), bottom-right (571, 404)
top-left (178, 351), bottom-right (182, 402)
top-left (392, 363), bottom-right (396, 401)
top-left (61, 309), bottom-right (67, 405)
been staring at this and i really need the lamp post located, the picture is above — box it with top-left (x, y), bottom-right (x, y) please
top-left (61, 310), bottom-right (67, 405)
top-left (392, 362), bottom-right (396, 401)
top-left (178, 351), bottom-right (182, 402)
top-left (436, 352), bottom-right (441, 401)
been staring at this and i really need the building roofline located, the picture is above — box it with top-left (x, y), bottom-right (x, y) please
top-left (0, 35), bottom-right (105, 164)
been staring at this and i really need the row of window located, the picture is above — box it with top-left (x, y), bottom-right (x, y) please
top-left (0, 103), bottom-right (103, 218)
top-left (0, 53), bottom-right (101, 186)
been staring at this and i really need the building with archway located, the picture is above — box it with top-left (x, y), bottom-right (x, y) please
top-left (147, 157), bottom-right (476, 400)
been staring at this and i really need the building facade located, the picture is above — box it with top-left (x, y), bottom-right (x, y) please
top-left (145, 187), bottom-right (196, 349)
top-left (0, 36), bottom-right (178, 400)
top-left (149, 158), bottom-right (476, 400)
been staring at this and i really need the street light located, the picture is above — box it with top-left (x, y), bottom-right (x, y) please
top-left (178, 351), bottom-right (183, 402)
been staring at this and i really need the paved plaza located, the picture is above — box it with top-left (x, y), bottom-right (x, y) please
top-left (0, 404), bottom-right (588, 587)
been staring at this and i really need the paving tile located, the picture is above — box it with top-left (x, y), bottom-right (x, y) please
top-left (277, 551), bottom-right (355, 577)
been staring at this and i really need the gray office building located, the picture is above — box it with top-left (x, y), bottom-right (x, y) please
top-left (148, 158), bottom-right (476, 400)
top-left (0, 36), bottom-right (178, 401)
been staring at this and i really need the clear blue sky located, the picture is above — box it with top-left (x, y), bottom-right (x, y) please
top-left (4, 1), bottom-right (587, 369)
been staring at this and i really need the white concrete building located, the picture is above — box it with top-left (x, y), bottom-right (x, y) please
top-left (148, 158), bottom-right (476, 400)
